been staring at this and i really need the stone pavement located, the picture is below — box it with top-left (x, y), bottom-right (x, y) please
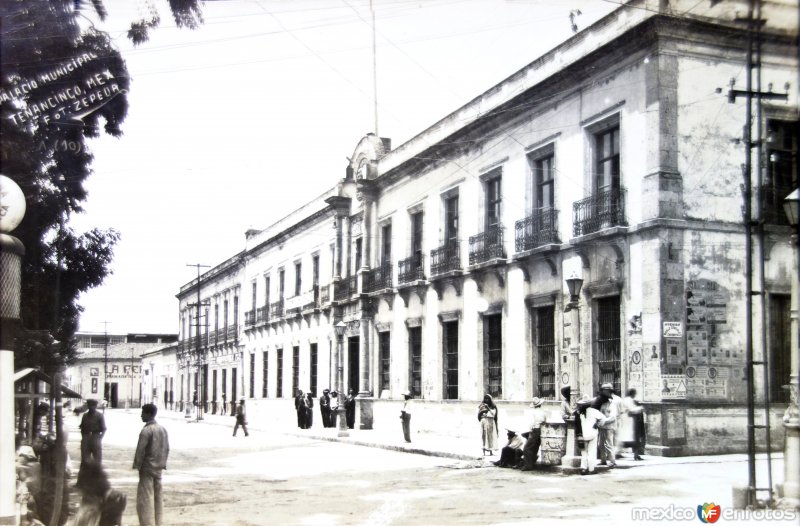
top-left (156, 408), bottom-right (775, 474)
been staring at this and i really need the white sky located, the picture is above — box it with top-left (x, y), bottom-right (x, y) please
top-left (74, 0), bottom-right (618, 335)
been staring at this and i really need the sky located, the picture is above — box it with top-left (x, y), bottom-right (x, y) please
top-left (73, 0), bottom-right (620, 335)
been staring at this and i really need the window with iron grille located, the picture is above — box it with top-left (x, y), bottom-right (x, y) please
top-left (534, 306), bottom-right (556, 398)
top-left (765, 119), bottom-right (798, 224)
top-left (443, 321), bottom-right (459, 400)
top-left (379, 332), bottom-right (390, 393)
top-left (310, 343), bottom-right (318, 396)
top-left (445, 194), bottom-right (459, 244)
top-left (484, 314), bottom-right (502, 398)
top-left (262, 351), bottom-right (268, 398)
top-left (485, 175), bottom-right (501, 229)
top-left (409, 327), bottom-right (422, 397)
top-left (276, 349), bottom-right (283, 398)
top-left (595, 126), bottom-right (620, 192)
top-left (595, 296), bottom-right (621, 393)
top-left (292, 346), bottom-right (300, 395)
top-left (249, 353), bottom-right (255, 398)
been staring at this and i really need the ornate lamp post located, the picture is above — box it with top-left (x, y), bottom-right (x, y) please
top-left (561, 272), bottom-right (584, 471)
top-left (779, 189), bottom-right (799, 509)
top-left (334, 320), bottom-right (349, 437)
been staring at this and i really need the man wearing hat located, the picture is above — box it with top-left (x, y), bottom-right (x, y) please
top-left (400, 391), bottom-right (413, 443)
top-left (79, 399), bottom-right (107, 467)
top-left (233, 398), bottom-right (249, 437)
top-left (320, 389), bottom-right (332, 428)
top-left (520, 397), bottom-right (547, 471)
top-left (597, 383), bottom-right (619, 467)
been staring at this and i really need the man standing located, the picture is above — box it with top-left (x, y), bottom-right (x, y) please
top-left (233, 399), bottom-right (249, 437)
top-left (294, 390), bottom-right (304, 428)
top-left (319, 389), bottom-right (331, 428)
top-left (400, 391), bottom-right (413, 443)
top-left (134, 403), bottom-right (169, 526)
top-left (79, 399), bottom-right (106, 466)
top-left (345, 389), bottom-right (357, 429)
top-left (597, 383), bottom-right (619, 468)
top-left (520, 397), bottom-right (548, 471)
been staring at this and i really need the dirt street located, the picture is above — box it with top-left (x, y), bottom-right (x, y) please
top-left (63, 410), bottom-right (794, 526)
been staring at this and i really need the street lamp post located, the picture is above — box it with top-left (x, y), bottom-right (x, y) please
top-left (779, 189), bottom-right (799, 509)
top-left (334, 320), bottom-right (349, 438)
top-left (561, 272), bottom-right (584, 471)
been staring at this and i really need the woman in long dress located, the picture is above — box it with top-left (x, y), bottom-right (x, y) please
top-left (478, 394), bottom-right (499, 455)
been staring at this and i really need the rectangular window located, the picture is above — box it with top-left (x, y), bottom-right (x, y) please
top-left (221, 370), bottom-right (226, 402)
top-left (279, 269), bottom-right (285, 299)
top-left (769, 294), bottom-right (791, 403)
top-left (534, 154), bottom-right (554, 210)
top-left (355, 238), bottom-right (363, 271)
top-left (484, 314), bottom-right (502, 398)
top-left (212, 370), bottom-right (218, 404)
top-left (214, 304), bottom-right (219, 337)
top-left (767, 119), bottom-right (798, 188)
top-left (310, 343), bottom-right (318, 396)
top-left (379, 332), bottom-right (391, 393)
top-left (276, 349), bottom-right (284, 398)
top-left (409, 327), bottom-right (422, 397)
top-left (262, 351), bottom-right (269, 398)
top-left (445, 194), bottom-right (459, 244)
top-left (233, 297), bottom-right (239, 335)
top-left (312, 255), bottom-right (320, 286)
top-left (485, 175), bottom-right (501, 229)
top-left (249, 353), bottom-right (255, 398)
top-left (411, 211), bottom-right (424, 266)
top-left (595, 296), bottom-right (621, 393)
top-left (443, 321), bottom-right (459, 400)
top-left (381, 224), bottom-right (392, 264)
top-left (295, 261), bottom-right (302, 296)
top-left (251, 282), bottom-right (257, 310)
top-left (231, 367), bottom-right (237, 402)
top-left (292, 346), bottom-right (300, 395)
top-left (595, 126), bottom-right (620, 192)
top-left (534, 306), bottom-right (556, 398)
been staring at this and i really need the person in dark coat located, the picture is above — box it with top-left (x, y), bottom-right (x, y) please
top-left (303, 393), bottom-right (314, 429)
top-left (294, 390), bottom-right (304, 428)
top-left (319, 389), bottom-right (332, 428)
top-left (345, 389), bottom-right (356, 429)
top-left (233, 399), bottom-right (249, 437)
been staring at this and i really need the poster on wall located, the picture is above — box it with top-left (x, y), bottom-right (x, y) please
top-left (660, 374), bottom-right (687, 400)
top-left (685, 279), bottom-right (732, 401)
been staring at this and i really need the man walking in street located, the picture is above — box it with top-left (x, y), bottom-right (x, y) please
top-left (134, 403), bottom-right (170, 526)
top-left (400, 391), bottom-right (413, 443)
top-left (233, 398), bottom-right (249, 437)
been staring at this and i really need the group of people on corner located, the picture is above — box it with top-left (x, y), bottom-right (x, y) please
top-left (487, 383), bottom-right (646, 475)
top-left (70, 399), bottom-right (170, 526)
top-left (295, 388), bottom-right (357, 429)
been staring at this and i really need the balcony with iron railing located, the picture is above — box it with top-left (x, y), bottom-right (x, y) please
top-left (468, 225), bottom-right (505, 266)
top-left (762, 184), bottom-right (793, 225)
top-left (256, 306), bottom-right (269, 325)
top-left (430, 241), bottom-right (461, 277)
top-left (226, 324), bottom-right (238, 341)
top-left (269, 300), bottom-right (284, 320)
top-left (398, 254), bottom-right (424, 285)
top-left (244, 309), bottom-right (256, 328)
top-left (319, 284), bottom-right (330, 305)
top-left (515, 207), bottom-right (560, 252)
top-left (363, 263), bottom-right (393, 293)
top-left (334, 275), bottom-right (359, 301)
top-left (572, 187), bottom-right (627, 237)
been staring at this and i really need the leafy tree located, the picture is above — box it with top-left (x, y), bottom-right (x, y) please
top-left (1, 0), bottom-right (202, 374)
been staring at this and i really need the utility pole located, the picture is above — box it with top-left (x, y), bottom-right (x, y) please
top-left (187, 264), bottom-right (210, 422)
top-left (727, 0), bottom-right (789, 508)
top-left (370, 0), bottom-right (379, 137)
top-left (101, 321), bottom-right (111, 412)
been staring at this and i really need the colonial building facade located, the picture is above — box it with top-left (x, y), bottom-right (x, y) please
top-left (175, 0), bottom-right (798, 454)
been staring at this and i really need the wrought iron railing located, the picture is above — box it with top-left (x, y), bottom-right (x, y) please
top-left (398, 254), bottom-right (424, 284)
top-left (226, 325), bottom-right (238, 341)
top-left (269, 300), bottom-right (284, 319)
top-left (244, 310), bottom-right (256, 327)
top-left (430, 241), bottom-right (461, 276)
top-left (363, 263), bottom-right (393, 293)
top-left (468, 225), bottom-right (505, 265)
top-left (333, 279), bottom-right (350, 301)
top-left (256, 306), bottom-right (269, 324)
top-left (572, 187), bottom-right (626, 237)
top-left (319, 284), bottom-right (330, 305)
top-left (515, 208), bottom-right (560, 252)
top-left (762, 184), bottom-right (793, 225)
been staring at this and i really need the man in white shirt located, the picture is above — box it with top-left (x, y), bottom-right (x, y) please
top-left (597, 383), bottom-right (619, 467)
